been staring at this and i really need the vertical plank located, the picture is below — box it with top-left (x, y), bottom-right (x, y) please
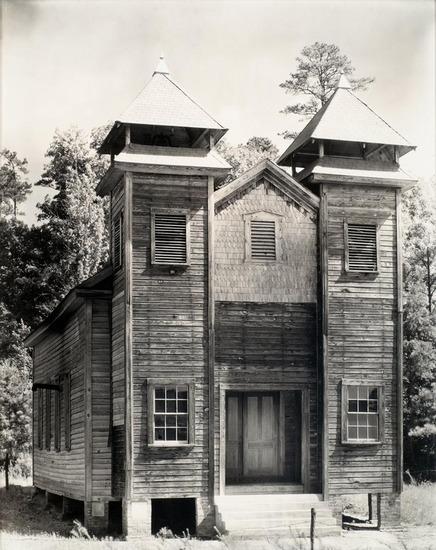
top-left (84, 300), bottom-right (93, 502)
top-left (319, 183), bottom-right (329, 499)
top-left (124, 172), bottom-right (133, 502)
top-left (301, 388), bottom-right (310, 493)
top-left (208, 175), bottom-right (215, 502)
top-left (395, 189), bottom-right (403, 492)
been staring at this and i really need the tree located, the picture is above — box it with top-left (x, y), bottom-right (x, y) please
top-left (0, 149), bottom-right (31, 218)
top-left (402, 185), bottom-right (436, 478)
top-left (279, 42), bottom-right (374, 138)
top-left (216, 136), bottom-right (279, 188)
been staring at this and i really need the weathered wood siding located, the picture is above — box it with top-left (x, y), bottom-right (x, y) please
top-left (111, 178), bottom-right (126, 497)
top-left (325, 184), bottom-right (399, 495)
top-left (215, 302), bottom-right (321, 492)
top-left (91, 298), bottom-right (112, 498)
top-left (33, 306), bottom-right (86, 499)
top-left (214, 179), bottom-right (319, 492)
top-left (131, 173), bottom-right (209, 498)
top-left (215, 179), bottom-right (317, 303)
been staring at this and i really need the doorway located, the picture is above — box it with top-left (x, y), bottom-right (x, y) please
top-left (225, 391), bottom-right (302, 485)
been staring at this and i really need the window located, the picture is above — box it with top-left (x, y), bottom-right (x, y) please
top-left (37, 388), bottom-right (43, 450)
top-left (113, 212), bottom-right (123, 270)
top-left (250, 220), bottom-right (276, 260)
top-left (345, 222), bottom-right (379, 273)
top-left (54, 377), bottom-right (61, 452)
top-left (63, 373), bottom-right (71, 451)
top-left (148, 382), bottom-right (194, 446)
top-left (45, 388), bottom-right (51, 450)
top-left (342, 382), bottom-right (384, 444)
top-left (151, 210), bottom-right (189, 266)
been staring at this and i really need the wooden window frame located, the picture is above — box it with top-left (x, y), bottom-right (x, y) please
top-left (344, 220), bottom-right (380, 274)
top-left (151, 208), bottom-right (190, 266)
top-left (63, 373), bottom-right (71, 452)
top-left (37, 388), bottom-right (43, 450)
top-left (341, 380), bottom-right (385, 445)
top-left (244, 211), bottom-right (283, 263)
top-left (54, 376), bottom-right (61, 452)
top-left (112, 211), bottom-right (123, 271)
top-left (147, 379), bottom-right (195, 447)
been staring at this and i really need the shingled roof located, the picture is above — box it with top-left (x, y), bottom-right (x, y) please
top-left (278, 75), bottom-right (415, 165)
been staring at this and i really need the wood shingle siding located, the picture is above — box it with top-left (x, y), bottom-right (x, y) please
top-left (325, 184), bottom-right (399, 496)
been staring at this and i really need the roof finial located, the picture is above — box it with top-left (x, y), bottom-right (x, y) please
top-left (337, 71), bottom-right (352, 90)
top-left (153, 54), bottom-right (170, 76)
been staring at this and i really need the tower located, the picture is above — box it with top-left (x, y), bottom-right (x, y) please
top-left (278, 74), bottom-right (416, 523)
top-left (97, 57), bottom-right (230, 536)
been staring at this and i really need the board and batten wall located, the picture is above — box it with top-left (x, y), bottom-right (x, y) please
top-left (214, 178), bottom-right (320, 493)
top-left (130, 173), bottom-right (210, 500)
top-left (325, 183), bottom-right (399, 496)
top-left (33, 297), bottom-right (112, 501)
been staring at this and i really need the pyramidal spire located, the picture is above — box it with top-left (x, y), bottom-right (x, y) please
top-left (153, 54), bottom-right (170, 76)
top-left (337, 72), bottom-right (352, 90)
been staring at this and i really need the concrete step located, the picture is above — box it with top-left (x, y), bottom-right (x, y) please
top-left (223, 517), bottom-right (340, 529)
top-left (219, 509), bottom-right (334, 521)
top-left (221, 525), bottom-right (343, 538)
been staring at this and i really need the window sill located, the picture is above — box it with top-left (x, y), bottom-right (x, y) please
top-left (148, 442), bottom-right (193, 448)
top-left (345, 269), bottom-right (379, 275)
top-left (342, 440), bottom-right (383, 446)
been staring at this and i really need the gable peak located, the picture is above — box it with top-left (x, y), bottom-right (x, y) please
top-left (337, 72), bottom-right (352, 90)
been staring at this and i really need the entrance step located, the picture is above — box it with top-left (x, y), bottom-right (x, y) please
top-left (216, 493), bottom-right (342, 538)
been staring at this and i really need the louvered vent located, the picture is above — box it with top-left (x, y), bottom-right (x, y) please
top-left (347, 223), bottom-right (378, 272)
top-left (154, 213), bottom-right (188, 265)
top-left (113, 214), bottom-right (123, 269)
top-left (251, 220), bottom-right (276, 260)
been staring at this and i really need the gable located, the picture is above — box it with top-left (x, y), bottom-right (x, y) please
top-left (214, 159), bottom-right (319, 219)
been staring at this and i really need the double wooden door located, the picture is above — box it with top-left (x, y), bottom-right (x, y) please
top-left (226, 392), bottom-right (282, 483)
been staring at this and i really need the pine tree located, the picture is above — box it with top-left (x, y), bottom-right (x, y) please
top-left (0, 149), bottom-right (31, 218)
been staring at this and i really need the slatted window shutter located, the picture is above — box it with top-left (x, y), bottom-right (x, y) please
top-left (54, 378), bottom-right (61, 452)
top-left (37, 388), bottom-right (43, 450)
top-left (347, 223), bottom-right (378, 272)
top-left (45, 388), bottom-right (51, 450)
top-left (113, 213), bottom-right (123, 269)
top-left (153, 213), bottom-right (188, 265)
top-left (250, 220), bottom-right (276, 260)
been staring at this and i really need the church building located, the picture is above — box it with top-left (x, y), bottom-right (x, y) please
top-left (25, 57), bottom-right (416, 538)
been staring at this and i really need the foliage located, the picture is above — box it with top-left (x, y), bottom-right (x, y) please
top-left (0, 356), bottom-right (32, 486)
top-left (279, 42), bottom-right (374, 138)
top-left (402, 185), bottom-right (436, 476)
top-left (0, 149), bottom-right (31, 218)
top-left (216, 136), bottom-right (278, 188)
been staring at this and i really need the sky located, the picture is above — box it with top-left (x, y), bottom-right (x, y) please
top-left (1, 0), bottom-right (435, 225)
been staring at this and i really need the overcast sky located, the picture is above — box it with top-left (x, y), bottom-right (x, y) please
top-left (2, 0), bottom-right (435, 224)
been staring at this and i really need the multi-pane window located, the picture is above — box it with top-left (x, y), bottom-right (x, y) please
top-left (346, 223), bottom-right (378, 272)
top-left (45, 388), bottom-right (51, 450)
top-left (63, 373), bottom-right (71, 451)
top-left (151, 211), bottom-right (189, 266)
top-left (149, 384), bottom-right (193, 445)
top-left (342, 383), bottom-right (383, 443)
top-left (113, 213), bottom-right (123, 270)
top-left (250, 220), bottom-right (276, 260)
top-left (37, 388), bottom-right (43, 450)
top-left (54, 378), bottom-right (61, 452)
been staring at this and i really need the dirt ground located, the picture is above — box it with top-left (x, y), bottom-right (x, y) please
top-left (0, 484), bottom-right (435, 550)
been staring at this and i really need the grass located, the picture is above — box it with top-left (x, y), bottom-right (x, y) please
top-left (1, 477), bottom-right (435, 550)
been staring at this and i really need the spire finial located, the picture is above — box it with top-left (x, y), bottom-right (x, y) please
top-left (337, 71), bottom-right (352, 89)
top-left (153, 54), bottom-right (170, 76)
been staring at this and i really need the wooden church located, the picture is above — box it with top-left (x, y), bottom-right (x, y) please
top-left (25, 58), bottom-right (416, 537)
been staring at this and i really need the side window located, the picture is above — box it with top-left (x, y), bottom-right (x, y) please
top-left (45, 388), bottom-right (51, 450)
top-left (63, 373), bottom-right (71, 451)
top-left (345, 222), bottom-right (379, 273)
top-left (148, 382), bottom-right (194, 446)
top-left (54, 377), bottom-right (61, 452)
top-left (37, 388), bottom-right (43, 450)
top-left (342, 382), bottom-right (384, 444)
top-left (113, 212), bottom-right (123, 270)
top-left (151, 210), bottom-right (190, 266)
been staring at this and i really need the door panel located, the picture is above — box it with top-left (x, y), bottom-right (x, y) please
top-left (225, 395), bottom-right (243, 482)
top-left (243, 393), bottom-right (279, 479)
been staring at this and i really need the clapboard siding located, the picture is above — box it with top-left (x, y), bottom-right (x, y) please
top-left (215, 302), bottom-right (321, 493)
top-left (91, 299), bottom-right (112, 498)
top-left (215, 179), bottom-right (317, 303)
top-left (131, 173), bottom-right (209, 498)
top-left (326, 184), bottom-right (399, 496)
top-left (33, 305), bottom-right (86, 499)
